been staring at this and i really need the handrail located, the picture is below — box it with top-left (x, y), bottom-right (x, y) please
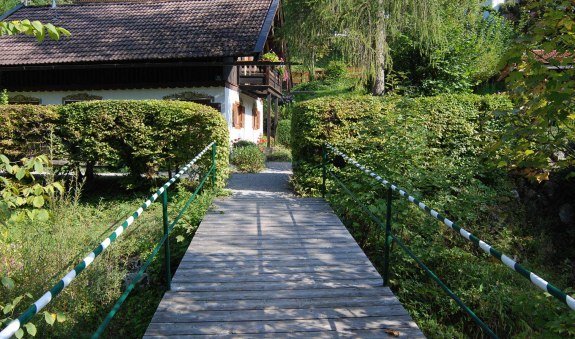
top-left (324, 143), bottom-right (575, 312)
top-left (0, 142), bottom-right (217, 339)
top-left (321, 143), bottom-right (575, 338)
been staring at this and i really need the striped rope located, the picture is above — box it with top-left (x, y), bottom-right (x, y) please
top-left (325, 143), bottom-right (575, 312)
top-left (0, 142), bottom-right (215, 339)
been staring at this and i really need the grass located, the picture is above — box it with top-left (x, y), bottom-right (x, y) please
top-left (1, 175), bottom-right (218, 338)
top-left (265, 145), bottom-right (292, 162)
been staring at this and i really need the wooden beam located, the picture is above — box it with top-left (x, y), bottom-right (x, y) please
top-left (274, 97), bottom-right (279, 138)
top-left (267, 94), bottom-right (272, 149)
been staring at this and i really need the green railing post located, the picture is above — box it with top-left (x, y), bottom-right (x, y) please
top-left (211, 142), bottom-right (217, 188)
top-left (321, 144), bottom-right (327, 198)
top-left (383, 187), bottom-right (393, 286)
top-left (161, 189), bottom-right (172, 290)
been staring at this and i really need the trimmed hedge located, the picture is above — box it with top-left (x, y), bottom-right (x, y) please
top-left (58, 100), bottom-right (229, 186)
top-left (0, 105), bottom-right (61, 159)
top-left (231, 144), bottom-right (265, 173)
top-left (275, 119), bottom-right (291, 147)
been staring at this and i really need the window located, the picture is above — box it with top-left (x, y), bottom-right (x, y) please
top-left (62, 93), bottom-right (102, 105)
top-left (8, 94), bottom-right (41, 105)
top-left (252, 106), bottom-right (261, 129)
top-left (232, 102), bottom-right (245, 129)
top-left (163, 92), bottom-right (221, 112)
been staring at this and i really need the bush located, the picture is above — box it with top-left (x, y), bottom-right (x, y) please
top-left (265, 146), bottom-right (292, 162)
top-left (0, 105), bottom-right (61, 159)
top-left (233, 140), bottom-right (257, 149)
top-left (289, 94), bottom-right (575, 337)
top-left (324, 60), bottom-right (348, 80)
top-left (275, 120), bottom-right (291, 147)
top-left (58, 100), bottom-right (229, 187)
top-left (231, 145), bottom-right (265, 173)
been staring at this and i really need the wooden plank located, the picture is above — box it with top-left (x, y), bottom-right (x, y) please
top-left (154, 295), bottom-right (400, 313)
top-left (145, 315), bottom-right (418, 335)
top-left (173, 265), bottom-right (380, 276)
top-left (177, 258), bottom-right (374, 268)
top-left (151, 304), bottom-right (409, 323)
top-left (170, 279), bottom-right (384, 292)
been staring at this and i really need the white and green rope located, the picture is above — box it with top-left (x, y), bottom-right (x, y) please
top-left (325, 143), bottom-right (575, 312)
top-left (0, 142), bottom-right (215, 339)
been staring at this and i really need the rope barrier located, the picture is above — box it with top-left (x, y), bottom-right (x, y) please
top-left (325, 143), bottom-right (575, 312)
top-left (0, 142), bottom-right (215, 339)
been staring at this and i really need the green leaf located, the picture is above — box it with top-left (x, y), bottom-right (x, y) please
top-left (44, 23), bottom-right (59, 41)
top-left (44, 312), bottom-right (55, 326)
top-left (52, 182), bottom-right (65, 194)
top-left (36, 209), bottom-right (50, 221)
top-left (32, 196), bottom-right (45, 208)
top-left (33, 162), bottom-right (43, 174)
top-left (0, 154), bottom-right (9, 166)
top-left (1, 276), bottom-right (15, 290)
top-left (3, 304), bottom-right (13, 315)
top-left (524, 150), bottom-right (535, 156)
top-left (15, 168), bottom-right (26, 180)
top-left (176, 235), bottom-right (185, 243)
top-left (15, 328), bottom-right (24, 339)
top-left (24, 323), bottom-right (36, 336)
top-left (56, 312), bottom-right (66, 323)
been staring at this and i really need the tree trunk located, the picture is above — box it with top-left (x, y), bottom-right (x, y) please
top-left (372, 3), bottom-right (386, 96)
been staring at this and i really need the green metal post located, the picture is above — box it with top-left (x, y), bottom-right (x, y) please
top-left (161, 189), bottom-right (172, 290)
top-left (321, 144), bottom-right (327, 198)
top-left (383, 187), bottom-right (393, 286)
top-left (211, 142), bottom-right (217, 188)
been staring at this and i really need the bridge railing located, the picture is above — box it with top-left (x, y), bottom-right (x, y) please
top-left (321, 143), bottom-right (575, 339)
top-left (0, 142), bottom-right (217, 339)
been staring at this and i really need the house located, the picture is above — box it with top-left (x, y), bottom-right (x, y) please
top-left (0, 0), bottom-right (289, 143)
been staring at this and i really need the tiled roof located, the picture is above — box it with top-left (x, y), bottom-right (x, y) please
top-left (0, 0), bottom-right (275, 66)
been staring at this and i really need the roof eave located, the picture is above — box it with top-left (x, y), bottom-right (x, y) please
top-left (0, 3), bottom-right (24, 21)
top-left (253, 0), bottom-right (280, 54)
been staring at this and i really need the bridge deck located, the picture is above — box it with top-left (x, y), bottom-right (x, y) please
top-left (145, 167), bottom-right (423, 338)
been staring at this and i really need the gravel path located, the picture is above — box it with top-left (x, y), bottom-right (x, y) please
top-left (226, 162), bottom-right (293, 195)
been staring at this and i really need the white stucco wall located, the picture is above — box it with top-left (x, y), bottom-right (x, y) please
top-left (10, 87), bottom-right (263, 143)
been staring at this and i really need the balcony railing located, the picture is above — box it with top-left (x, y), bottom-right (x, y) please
top-left (238, 64), bottom-right (283, 94)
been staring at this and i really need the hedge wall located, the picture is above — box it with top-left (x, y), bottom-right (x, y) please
top-left (0, 105), bottom-right (61, 159)
top-left (58, 100), bottom-right (229, 187)
top-left (0, 101), bottom-right (229, 187)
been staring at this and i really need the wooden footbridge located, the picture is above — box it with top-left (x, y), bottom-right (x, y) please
top-left (144, 165), bottom-right (423, 338)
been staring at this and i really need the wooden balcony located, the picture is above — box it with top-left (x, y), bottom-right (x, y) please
top-left (238, 64), bottom-right (284, 97)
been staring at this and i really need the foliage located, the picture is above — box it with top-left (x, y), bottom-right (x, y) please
top-left (57, 100), bottom-right (229, 186)
top-left (230, 145), bottom-right (265, 173)
top-left (0, 154), bottom-right (64, 229)
top-left (0, 105), bottom-right (61, 159)
top-left (499, 0), bottom-right (575, 175)
top-left (0, 90), bottom-right (7, 105)
top-left (290, 93), bottom-right (575, 336)
top-left (0, 20), bottom-right (70, 42)
top-left (324, 60), bottom-right (348, 81)
top-left (265, 146), bottom-right (292, 162)
top-left (1, 176), bottom-right (216, 338)
top-left (232, 140), bottom-right (257, 149)
top-left (275, 119), bottom-right (291, 147)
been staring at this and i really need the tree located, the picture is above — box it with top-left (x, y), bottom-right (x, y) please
top-left (1, 19), bottom-right (70, 42)
top-left (499, 0), bottom-right (575, 176)
top-left (284, 0), bottom-right (451, 95)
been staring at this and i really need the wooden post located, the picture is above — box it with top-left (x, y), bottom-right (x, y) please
top-left (267, 94), bottom-right (272, 149)
top-left (274, 97), bottom-right (279, 139)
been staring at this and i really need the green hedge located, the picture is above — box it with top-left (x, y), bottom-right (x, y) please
top-left (289, 94), bottom-right (575, 337)
top-left (0, 105), bottom-right (61, 159)
top-left (58, 100), bottom-right (229, 186)
top-left (275, 119), bottom-right (291, 147)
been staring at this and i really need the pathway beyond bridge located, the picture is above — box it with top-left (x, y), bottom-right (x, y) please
top-left (145, 162), bottom-right (423, 337)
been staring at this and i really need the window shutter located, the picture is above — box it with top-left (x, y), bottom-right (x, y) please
top-left (253, 106), bottom-right (260, 129)
top-left (239, 105), bottom-right (245, 128)
top-left (232, 102), bottom-right (240, 128)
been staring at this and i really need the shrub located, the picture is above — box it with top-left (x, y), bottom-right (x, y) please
top-left (275, 119), bottom-right (291, 147)
top-left (324, 60), bottom-right (348, 80)
top-left (0, 105), bottom-right (61, 159)
top-left (265, 146), bottom-right (292, 162)
top-left (233, 140), bottom-right (257, 149)
top-left (231, 145), bottom-right (265, 173)
top-left (57, 100), bottom-right (229, 187)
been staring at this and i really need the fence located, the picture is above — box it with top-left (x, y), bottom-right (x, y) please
top-left (0, 142), bottom-right (217, 339)
top-left (321, 143), bottom-right (575, 339)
